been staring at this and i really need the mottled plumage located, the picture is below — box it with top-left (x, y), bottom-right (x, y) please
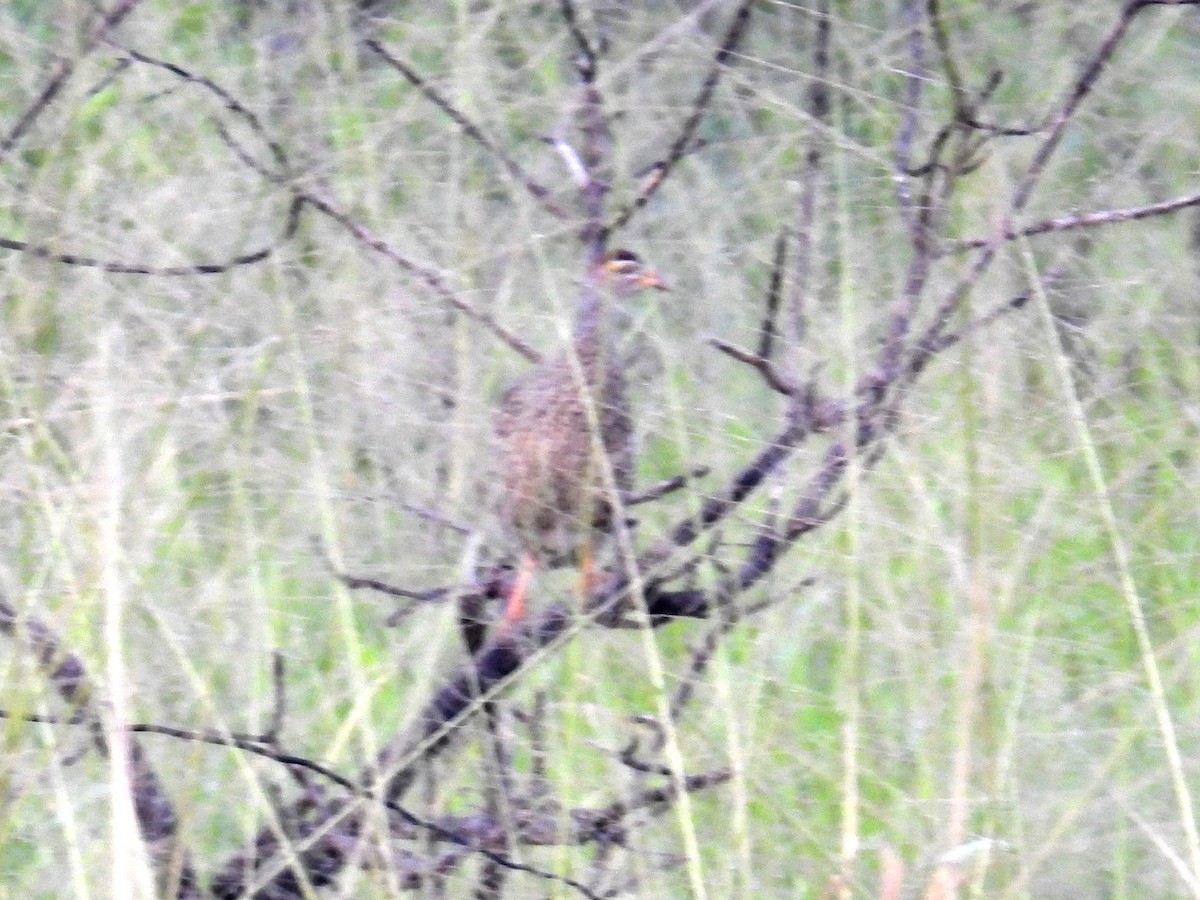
top-left (493, 250), bottom-right (667, 628)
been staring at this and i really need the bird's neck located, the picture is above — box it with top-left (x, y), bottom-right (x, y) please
top-left (573, 287), bottom-right (620, 364)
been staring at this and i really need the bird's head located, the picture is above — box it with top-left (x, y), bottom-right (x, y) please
top-left (595, 249), bottom-right (669, 295)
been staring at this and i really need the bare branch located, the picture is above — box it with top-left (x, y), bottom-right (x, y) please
top-left (948, 192), bottom-right (1200, 252)
top-left (577, 57), bottom-right (610, 254)
top-left (894, 0), bottom-right (925, 229)
top-left (910, 1), bottom-right (1174, 372)
top-left (757, 229), bottom-right (788, 360)
top-left (907, 273), bottom-right (1051, 381)
top-left (627, 466), bottom-right (711, 507)
top-left (295, 190), bottom-right (542, 362)
top-left (214, 123), bottom-right (543, 363)
top-left (1010, 0), bottom-right (1177, 216)
top-left (606, 0), bottom-right (755, 235)
top-left (787, 0), bottom-right (831, 353)
top-left (336, 573), bottom-right (455, 604)
top-left (710, 338), bottom-right (801, 397)
top-left (0, 0), bottom-right (145, 164)
top-left (669, 592), bottom-right (786, 721)
top-left (364, 39), bottom-right (569, 222)
top-left (116, 717), bottom-right (604, 900)
top-left (0, 195), bottom-right (302, 276)
top-left (264, 652), bottom-right (287, 744)
top-left (114, 43), bottom-right (288, 170)
top-left (587, 767), bottom-right (733, 834)
top-left (214, 605), bottom-right (602, 898)
top-left (559, 0), bottom-right (597, 75)
top-left (116, 45), bottom-right (543, 362)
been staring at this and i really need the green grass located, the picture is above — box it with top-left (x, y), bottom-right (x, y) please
top-left (2, 1), bottom-right (1200, 897)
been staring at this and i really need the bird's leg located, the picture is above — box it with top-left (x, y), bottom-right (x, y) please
top-left (502, 551), bottom-right (538, 630)
top-left (578, 539), bottom-right (599, 599)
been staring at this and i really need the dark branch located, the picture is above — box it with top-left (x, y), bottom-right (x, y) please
top-left (787, 0), bottom-right (831, 352)
top-left (893, 0), bottom-right (925, 229)
top-left (117, 45), bottom-right (543, 363)
top-left (909, 0), bottom-right (1176, 374)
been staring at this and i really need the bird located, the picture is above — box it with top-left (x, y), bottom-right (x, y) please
top-left (491, 249), bottom-right (668, 634)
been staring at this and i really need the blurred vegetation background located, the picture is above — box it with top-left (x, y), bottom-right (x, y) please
top-left (1, 1), bottom-right (1199, 897)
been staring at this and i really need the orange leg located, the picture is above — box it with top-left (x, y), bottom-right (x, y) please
top-left (502, 552), bottom-right (538, 631)
top-left (578, 539), bottom-right (599, 599)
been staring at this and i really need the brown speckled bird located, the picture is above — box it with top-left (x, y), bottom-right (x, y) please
top-left (493, 250), bottom-right (668, 630)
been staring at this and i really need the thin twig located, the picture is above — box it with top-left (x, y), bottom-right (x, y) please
top-left (757, 229), bottom-right (788, 360)
top-left (669, 592), bottom-right (784, 721)
top-left (0, 0), bottom-right (145, 164)
top-left (386, 494), bottom-right (473, 536)
top-left (53, 717), bottom-right (604, 900)
top-left (115, 43), bottom-right (288, 170)
top-left (332, 571), bottom-right (454, 603)
top-left (710, 338), bottom-right (800, 396)
top-left (0, 196), bottom-right (302, 276)
top-left (118, 45), bottom-right (542, 362)
top-left (913, 0), bottom-right (1181, 367)
top-left (606, 0), bottom-right (755, 235)
top-left (893, 0), bottom-right (925, 230)
top-left (559, 0), bottom-right (597, 76)
top-left (364, 39), bottom-right (569, 222)
top-left (948, 192), bottom-right (1200, 252)
top-left (214, 123), bottom-right (542, 363)
top-left (627, 466), bottom-right (711, 506)
top-left (928, 0), bottom-right (1041, 138)
top-left (577, 52), bottom-right (610, 253)
top-left (265, 652), bottom-right (286, 743)
top-left (587, 767), bottom-right (733, 834)
top-left (787, 0), bottom-right (830, 354)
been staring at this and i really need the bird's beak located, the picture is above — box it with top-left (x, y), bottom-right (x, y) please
top-left (637, 270), bottom-right (669, 291)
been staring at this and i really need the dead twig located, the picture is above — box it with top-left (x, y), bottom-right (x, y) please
top-left (115, 46), bottom-right (543, 363)
top-left (893, 0), bottom-right (925, 230)
top-left (669, 592), bottom-right (787, 721)
top-left (910, 0), bottom-right (1178, 373)
top-left (114, 43), bottom-right (288, 169)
